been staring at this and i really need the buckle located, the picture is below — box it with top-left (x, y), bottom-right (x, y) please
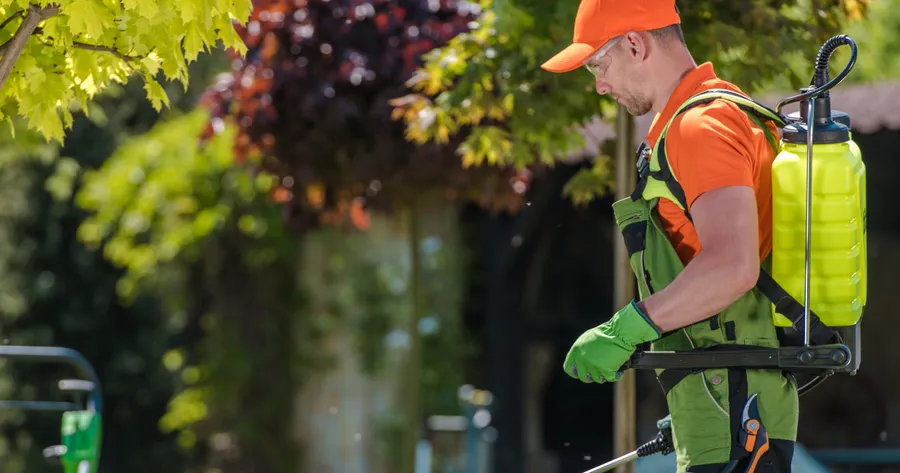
top-left (635, 141), bottom-right (650, 177)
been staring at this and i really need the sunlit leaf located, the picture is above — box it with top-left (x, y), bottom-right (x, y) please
top-left (0, 0), bottom-right (251, 142)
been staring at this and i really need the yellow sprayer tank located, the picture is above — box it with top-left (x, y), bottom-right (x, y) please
top-left (771, 103), bottom-right (867, 328)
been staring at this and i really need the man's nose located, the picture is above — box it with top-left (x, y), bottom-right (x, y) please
top-left (595, 78), bottom-right (611, 95)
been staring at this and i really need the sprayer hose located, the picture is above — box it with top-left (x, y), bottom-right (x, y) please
top-left (774, 34), bottom-right (858, 118)
top-left (814, 35), bottom-right (853, 89)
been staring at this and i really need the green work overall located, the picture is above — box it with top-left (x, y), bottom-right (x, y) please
top-left (612, 90), bottom-right (804, 472)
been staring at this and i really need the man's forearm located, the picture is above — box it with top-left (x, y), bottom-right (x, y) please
top-left (636, 248), bottom-right (758, 333)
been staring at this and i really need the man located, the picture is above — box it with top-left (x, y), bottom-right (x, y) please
top-left (540, 0), bottom-right (799, 472)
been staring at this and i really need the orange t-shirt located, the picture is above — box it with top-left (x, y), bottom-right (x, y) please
top-left (644, 62), bottom-right (778, 266)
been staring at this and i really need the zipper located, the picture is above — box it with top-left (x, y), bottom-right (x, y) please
top-left (618, 213), bottom-right (641, 226)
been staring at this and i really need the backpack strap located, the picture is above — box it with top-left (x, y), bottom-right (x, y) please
top-left (629, 88), bottom-right (838, 346)
top-left (631, 88), bottom-right (786, 216)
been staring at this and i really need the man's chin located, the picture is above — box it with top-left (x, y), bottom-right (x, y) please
top-left (612, 97), bottom-right (650, 116)
top-left (625, 103), bottom-right (652, 117)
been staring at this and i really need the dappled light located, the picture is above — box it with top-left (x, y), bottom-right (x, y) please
top-left (0, 1), bottom-right (896, 473)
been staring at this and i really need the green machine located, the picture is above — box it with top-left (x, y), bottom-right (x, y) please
top-left (0, 345), bottom-right (102, 473)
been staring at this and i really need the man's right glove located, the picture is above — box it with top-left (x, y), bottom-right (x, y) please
top-left (563, 300), bottom-right (661, 383)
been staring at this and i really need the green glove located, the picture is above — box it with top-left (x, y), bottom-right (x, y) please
top-left (563, 300), bottom-right (661, 383)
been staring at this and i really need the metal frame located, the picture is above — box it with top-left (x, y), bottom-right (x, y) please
top-left (0, 345), bottom-right (102, 413)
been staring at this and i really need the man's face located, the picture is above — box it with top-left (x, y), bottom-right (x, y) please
top-left (583, 33), bottom-right (653, 116)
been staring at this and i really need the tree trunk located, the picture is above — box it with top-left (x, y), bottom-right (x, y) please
top-left (613, 104), bottom-right (636, 473)
top-left (403, 202), bottom-right (423, 473)
top-left (201, 225), bottom-right (301, 473)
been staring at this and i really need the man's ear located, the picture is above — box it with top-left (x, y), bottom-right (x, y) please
top-left (623, 31), bottom-right (648, 60)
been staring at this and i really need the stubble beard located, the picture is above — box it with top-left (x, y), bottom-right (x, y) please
top-left (622, 93), bottom-right (653, 116)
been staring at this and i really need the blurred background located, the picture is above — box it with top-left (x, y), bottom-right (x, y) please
top-left (0, 0), bottom-right (896, 472)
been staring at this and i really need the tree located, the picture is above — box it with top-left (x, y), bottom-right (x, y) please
top-left (196, 0), bottom-right (528, 230)
top-left (0, 0), bottom-right (251, 142)
top-left (75, 1), bottom-right (531, 472)
top-left (193, 5), bottom-right (538, 470)
top-left (390, 0), bottom-right (871, 202)
top-left (761, 0), bottom-right (900, 93)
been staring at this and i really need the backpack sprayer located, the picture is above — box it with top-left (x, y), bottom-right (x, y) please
top-left (0, 345), bottom-right (103, 473)
top-left (586, 34), bottom-right (866, 472)
top-left (624, 33), bottom-right (865, 381)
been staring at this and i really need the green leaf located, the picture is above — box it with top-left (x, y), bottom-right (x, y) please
top-left (142, 74), bottom-right (170, 111)
top-left (61, 0), bottom-right (116, 39)
top-left (0, 0), bottom-right (251, 142)
top-left (74, 109), bottom-right (275, 299)
top-left (213, 14), bottom-right (247, 56)
top-left (44, 156), bottom-right (81, 202)
top-left (177, 0), bottom-right (199, 23)
top-left (182, 23), bottom-right (205, 62)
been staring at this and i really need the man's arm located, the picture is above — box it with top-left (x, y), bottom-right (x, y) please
top-left (637, 185), bottom-right (761, 332)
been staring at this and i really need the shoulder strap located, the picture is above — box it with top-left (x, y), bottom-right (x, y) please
top-left (631, 88), bottom-right (786, 215)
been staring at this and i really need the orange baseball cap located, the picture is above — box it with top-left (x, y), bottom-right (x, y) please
top-left (541, 0), bottom-right (681, 73)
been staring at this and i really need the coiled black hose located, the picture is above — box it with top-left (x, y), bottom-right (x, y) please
top-left (774, 35), bottom-right (858, 119)
top-left (813, 34), bottom-right (857, 90)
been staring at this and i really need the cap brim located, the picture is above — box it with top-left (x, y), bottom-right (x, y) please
top-left (540, 41), bottom-right (605, 73)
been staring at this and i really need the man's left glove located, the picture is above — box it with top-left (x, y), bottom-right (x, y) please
top-left (564, 300), bottom-right (661, 383)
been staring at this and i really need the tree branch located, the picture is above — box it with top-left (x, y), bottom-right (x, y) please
top-left (0, 3), bottom-right (60, 91)
top-left (0, 10), bottom-right (24, 32)
top-left (72, 41), bottom-right (136, 62)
